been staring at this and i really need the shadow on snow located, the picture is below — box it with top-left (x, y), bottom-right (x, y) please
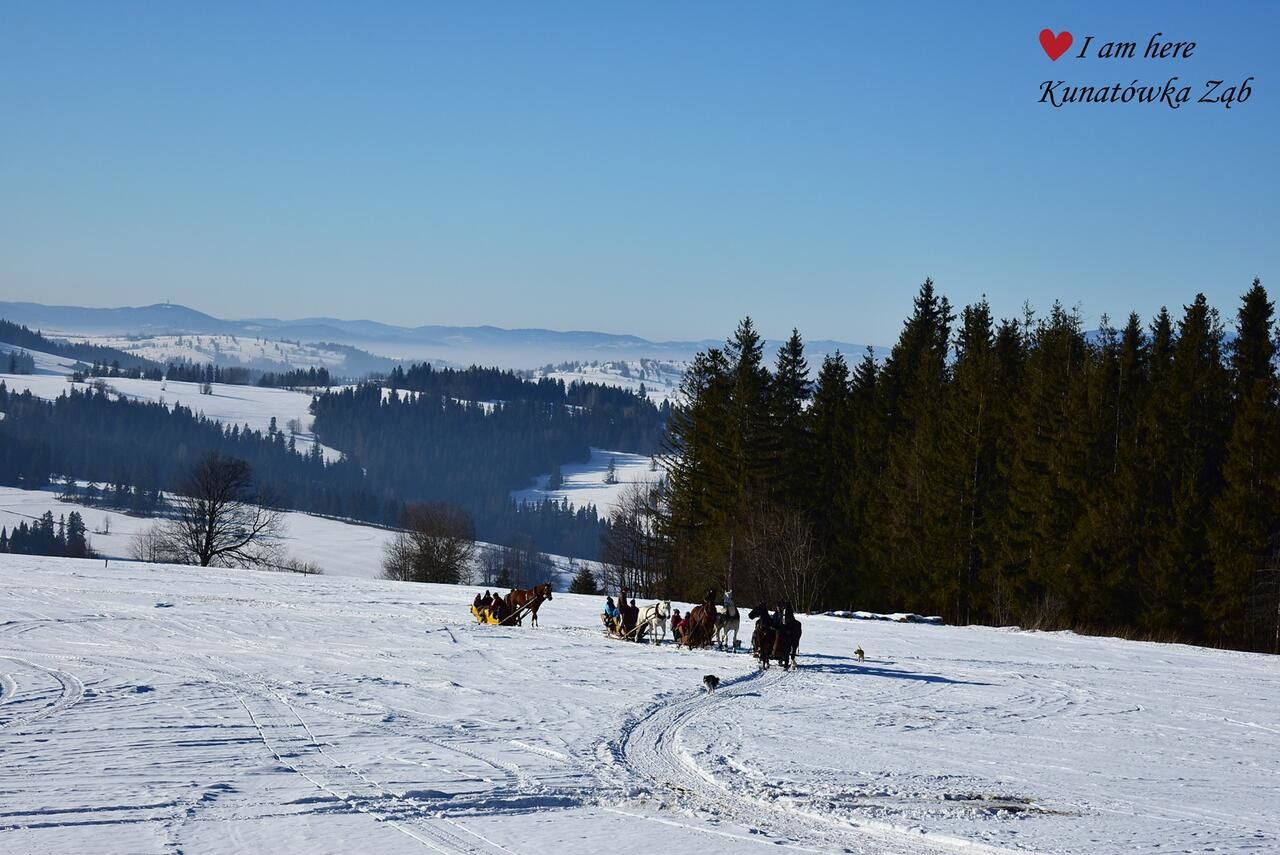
top-left (799, 653), bottom-right (992, 686)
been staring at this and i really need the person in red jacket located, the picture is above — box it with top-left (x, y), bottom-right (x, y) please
top-left (670, 609), bottom-right (686, 644)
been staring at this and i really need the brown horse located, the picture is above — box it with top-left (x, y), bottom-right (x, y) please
top-left (680, 603), bottom-right (718, 648)
top-left (504, 583), bottom-right (554, 626)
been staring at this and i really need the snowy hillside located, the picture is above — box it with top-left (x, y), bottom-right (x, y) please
top-left (85, 334), bottom-right (348, 369)
top-left (62, 333), bottom-right (403, 377)
top-left (512, 448), bottom-right (660, 513)
top-left (0, 556), bottom-right (1276, 854)
top-left (526, 359), bottom-right (688, 404)
top-left (0, 340), bottom-right (79, 375)
top-left (0, 372), bottom-right (342, 463)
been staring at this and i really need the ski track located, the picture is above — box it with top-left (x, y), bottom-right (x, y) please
top-left (233, 688), bottom-right (508, 855)
top-left (2, 556), bottom-right (1279, 854)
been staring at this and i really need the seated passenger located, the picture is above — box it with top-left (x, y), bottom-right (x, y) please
top-left (602, 596), bottom-right (620, 631)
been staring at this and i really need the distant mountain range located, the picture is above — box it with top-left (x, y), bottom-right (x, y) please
top-left (0, 301), bottom-right (882, 369)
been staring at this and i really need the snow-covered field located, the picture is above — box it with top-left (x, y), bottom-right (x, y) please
top-left (512, 449), bottom-right (660, 512)
top-left (1, 558), bottom-right (1276, 855)
top-left (0, 372), bottom-right (342, 463)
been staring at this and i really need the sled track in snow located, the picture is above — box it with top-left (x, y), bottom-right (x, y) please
top-left (610, 667), bottom-right (1030, 855)
top-left (0, 655), bottom-right (85, 733)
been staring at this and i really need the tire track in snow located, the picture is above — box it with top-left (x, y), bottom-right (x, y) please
top-left (609, 667), bottom-right (1031, 855)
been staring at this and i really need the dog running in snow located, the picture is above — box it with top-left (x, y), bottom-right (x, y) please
top-left (855, 646), bottom-right (865, 663)
top-left (702, 674), bottom-right (720, 693)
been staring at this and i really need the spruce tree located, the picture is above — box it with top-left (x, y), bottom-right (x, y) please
top-left (993, 303), bottom-right (1089, 625)
top-left (569, 563), bottom-right (600, 595)
top-left (660, 348), bottom-right (733, 596)
top-left (767, 329), bottom-right (811, 509)
top-left (807, 351), bottom-right (854, 603)
top-left (1142, 295), bottom-right (1229, 637)
top-left (876, 280), bottom-right (953, 609)
top-left (923, 299), bottom-right (999, 623)
top-left (838, 347), bottom-right (889, 608)
top-left (1064, 312), bottom-right (1148, 629)
top-left (722, 318), bottom-right (772, 596)
top-left (1208, 279), bottom-right (1278, 646)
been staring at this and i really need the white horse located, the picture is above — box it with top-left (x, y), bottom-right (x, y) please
top-left (715, 590), bottom-right (740, 650)
top-left (637, 600), bottom-right (671, 643)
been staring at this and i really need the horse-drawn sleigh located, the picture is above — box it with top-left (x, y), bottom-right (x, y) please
top-left (748, 602), bottom-right (802, 670)
top-left (601, 589), bottom-right (751, 654)
top-left (471, 583), bottom-right (553, 627)
top-left (670, 588), bottom-right (802, 670)
top-left (602, 592), bottom-right (671, 643)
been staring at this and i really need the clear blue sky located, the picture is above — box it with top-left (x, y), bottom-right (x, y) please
top-left (1, 1), bottom-right (1276, 343)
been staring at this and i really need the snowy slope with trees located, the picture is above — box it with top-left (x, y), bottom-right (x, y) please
top-left (0, 485), bottom-right (596, 587)
top-left (0, 556), bottom-right (1276, 854)
top-left (0, 372), bottom-right (342, 463)
top-left (525, 359), bottom-right (689, 404)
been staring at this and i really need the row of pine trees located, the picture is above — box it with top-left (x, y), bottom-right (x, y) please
top-left (0, 511), bottom-right (92, 559)
top-left (660, 279), bottom-right (1279, 652)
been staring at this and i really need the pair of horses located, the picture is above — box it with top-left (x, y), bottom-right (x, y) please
top-left (679, 590), bottom-right (740, 650)
top-left (748, 603), bottom-right (802, 670)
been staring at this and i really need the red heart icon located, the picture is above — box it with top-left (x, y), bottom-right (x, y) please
top-left (1039, 28), bottom-right (1072, 61)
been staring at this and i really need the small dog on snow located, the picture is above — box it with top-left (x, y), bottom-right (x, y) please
top-left (855, 646), bottom-right (865, 663)
top-left (702, 674), bottom-right (720, 693)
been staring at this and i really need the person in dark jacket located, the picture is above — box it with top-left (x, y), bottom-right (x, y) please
top-left (621, 598), bottom-right (639, 639)
top-left (670, 609), bottom-right (685, 643)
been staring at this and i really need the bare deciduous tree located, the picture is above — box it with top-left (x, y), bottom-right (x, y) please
top-left (742, 504), bottom-right (824, 613)
top-left (156, 451), bottom-right (284, 568)
top-left (279, 557), bottom-right (324, 576)
top-left (487, 536), bottom-right (554, 591)
top-left (130, 525), bottom-right (181, 564)
top-left (383, 503), bottom-right (477, 585)
top-left (601, 480), bottom-right (666, 597)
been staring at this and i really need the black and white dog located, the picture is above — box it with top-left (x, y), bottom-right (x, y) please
top-left (702, 674), bottom-right (720, 693)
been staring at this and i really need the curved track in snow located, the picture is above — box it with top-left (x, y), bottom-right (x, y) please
top-left (0, 655), bottom-right (85, 733)
top-left (610, 666), bottom-right (1036, 855)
